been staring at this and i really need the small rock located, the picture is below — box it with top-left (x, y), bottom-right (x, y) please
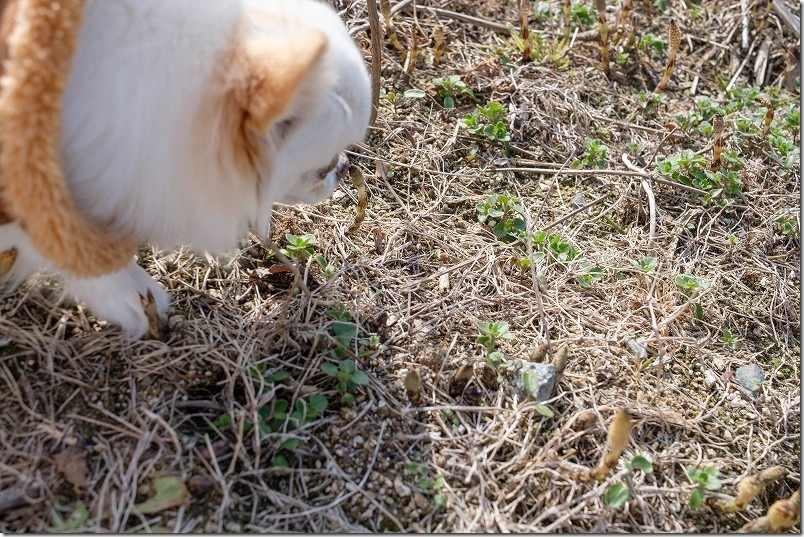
top-left (704, 370), bottom-right (719, 388)
top-left (513, 362), bottom-right (556, 402)
top-left (393, 478), bottom-right (411, 498)
top-left (413, 492), bottom-right (427, 509)
top-left (735, 364), bottom-right (765, 394)
top-left (570, 408), bottom-right (598, 431)
top-left (187, 475), bottom-right (214, 497)
top-left (572, 193), bottom-right (587, 211)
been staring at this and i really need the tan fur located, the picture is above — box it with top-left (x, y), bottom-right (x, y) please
top-left (0, 0), bottom-right (137, 276)
top-left (199, 29), bottom-right (328, 179)
top-left (0, 3), bottom-right (326, 277)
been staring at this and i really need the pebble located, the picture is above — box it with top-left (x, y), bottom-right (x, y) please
top-left (735, 363), bottom-right (765, 394)
top-left (394, 478), bottom-right (412, 498)
top-left (704, 370), bottom-right (719, 388)
top-left (512, 362), bottom-right (556, 402)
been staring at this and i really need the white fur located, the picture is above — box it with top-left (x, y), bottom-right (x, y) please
top-left (1, 0), bottom-right (371, 337)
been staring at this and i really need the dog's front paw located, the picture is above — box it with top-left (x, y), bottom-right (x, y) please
top-left (65, 262), bottom-right (170, 338)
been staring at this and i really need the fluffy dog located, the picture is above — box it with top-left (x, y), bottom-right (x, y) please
top-left (0, 0), bottom-right (371, 337)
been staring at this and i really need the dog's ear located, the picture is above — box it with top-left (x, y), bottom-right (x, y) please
top-left (239, 31), bottom-right (328, 135)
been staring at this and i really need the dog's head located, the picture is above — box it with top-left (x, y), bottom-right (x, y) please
top-left (227, 0), bottom-right (370, 216)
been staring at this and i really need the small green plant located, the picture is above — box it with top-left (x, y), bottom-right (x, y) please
top-left (321, 359), bottom-right (370, 405)
top-left (675, 273), bottom-right (710, 320)
top-left (476, 320), bottom-right (515, 353)
top-left (533, 1), bottom-right (553, 21)
top-left (432, 75), bottom-right (475, 109)
top-left (632, 256), bottom-right (658, 273)
top-left (315, 254), bottom-right (336, 279)
top-left (576, 261), bottom-right (604, 289)
top-left (638, 33), bottom-right (665, 54)
top-left (604, 454), bottom-right (654, 509)
top-left (380, 87), bottom-right (426, 113)
top-left (658, 149), bottom-right (745, 205)
top-left (476, 193), bottom-right (526, 242)
top-left (675, 274), bottom-right (709, 295)
top-left (634, 91), bottom-right (668, 118)
top-left (775, 214), bottom-right (800, 237)
top-left (570, 2), bottom-right (596, 25)
top-left (281, 233), bottom-right (316, 259)
top-left (543, 232), bottom-right (583, 265)
top-left (573, 138), bottom-right (609, 169)
top-left (404, 463), bottom-right (447, 507)
top-left (462, 101), bottom-right (512, 154)
top-left (687, 465), bottom-right (722, 509)
top-left (46, 502), bottom-right (89, 533)
top-left (213, 393), bottom-right (328, 439)
top-left (720, 328), bottom-right (739, 349)
top-left (506, 23), bottom-right (569, 68)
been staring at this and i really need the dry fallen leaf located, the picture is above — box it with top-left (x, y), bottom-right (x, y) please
top-left (0, 248), bottom-right (16, 276)
top-left (404, 370), bottom-right (422, 406)
top-left (448, 362), bottom-right (474, 398)
top-left (54, 444), bottom-right (88, 489)
top-left (134, 476), bottom-right (189, 514)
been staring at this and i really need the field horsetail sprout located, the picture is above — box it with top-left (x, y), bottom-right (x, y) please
top-left (518, 0), bottom-right (531, 62)
top-left (563, 0), bottom-right (572, 40)
top-left (379, 0), bottom-right (404, 51)
top-left (738, 488), bottom-right (801, 532)
top-left (595, 0), bottom-right (610, 76)
top-left (432, 25), bottom-right (445, 66)
top-left (655, 19), bottom-right (681, 93)
top-left (612, 0), bottom-right (631, 47)
top-left (711, 113), bottom-right (725, 171)
top-left (590, 409), bottom-right (632, 480)
top-left (756, 96), bottom-right (774, 138)
top-left (716, 466), bottom-right (787, 513)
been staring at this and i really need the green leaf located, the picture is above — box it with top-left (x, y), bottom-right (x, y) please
top-left (280, 438), bottom-right (301, 451)
top-left (403, 88), bottom-right (426, 99)
top-left (444, 95), bottom-right (454, 109)
top-left (604, 483), bottom-right (630, 508)
top-left (351, 370), bottom-right (370, 386)
top-left (704, 475), bottom-right (722, 491)
top-left (341, 393), bottom-right (356, 405)
top-left (522, 370), bottom-right (537, 396)
top-left (213, 413), bottom-right (232, 431)
top-left (320, 363), bottom-right (339, 377)
top-left (333, 322), bottom-right (358, 347)
top-left (689, 487), bottom-right (704, 509)
top-left (534, 404), bottom-right (554, 417)
top-left (272, 455), bottom-right (289, 467)
top-left (309, 393), bottom-right (329, 415)
top-left (135, 476), bottom-right (189, 515)
top-left (46, 502), bottom-right (89, 533)
top-left (627, 455), bottom-right (654, 473)
top-left (686, 467), bottom-right (702, 482)
top-left (267, 370), bottom-right (291, 383)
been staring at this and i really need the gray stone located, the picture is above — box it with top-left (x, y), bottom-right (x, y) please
top-left (572, 193), bottom-right (587, 211)
top-left (513, 362), bottom-right (556, 402)
top-left (735, 364), bottom-right (765, 394)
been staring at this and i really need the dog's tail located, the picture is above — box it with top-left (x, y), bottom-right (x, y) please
top-left (0, 0), bottom-right (136, 277)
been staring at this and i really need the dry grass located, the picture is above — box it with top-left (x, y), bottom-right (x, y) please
top-left (0, 0), bottom-right (800, 532)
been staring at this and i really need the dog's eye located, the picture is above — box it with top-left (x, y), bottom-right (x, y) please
top-left (274, 118), bottom-right (296, 140)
